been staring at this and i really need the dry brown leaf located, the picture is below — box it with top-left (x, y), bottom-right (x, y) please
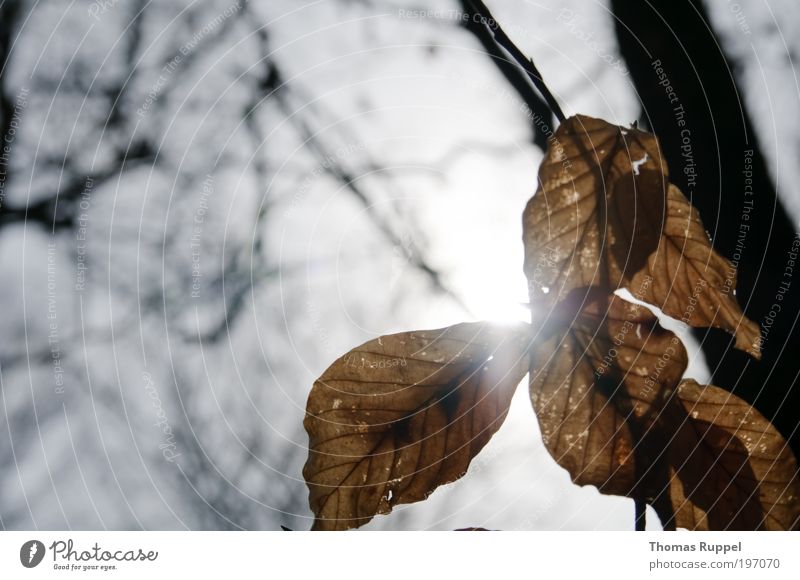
top-left (528, 292), bottom-right (798, 530)
top-left (303, 322), bottom-right (531, 530)
top-left (529, 291), bottom-right (687, 498)
top-left (658, 380), bottom-right (800, 530)
top-left (629, 185), bottom-right (761, 357)
top-left (523, 115), bottom-right (667, 301)
top-left (523, 114), bottom-right (760, 357)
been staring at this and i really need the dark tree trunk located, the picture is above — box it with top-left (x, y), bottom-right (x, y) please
top-left (611, 0), bottom-right (800, 454)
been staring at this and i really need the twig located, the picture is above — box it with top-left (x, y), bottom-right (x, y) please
top-left (458, 0), bottom-right (551, 150)
top-left (466, 0), bottom-right (566, 122)
top-left (635, 499), bottom-right (647, 531)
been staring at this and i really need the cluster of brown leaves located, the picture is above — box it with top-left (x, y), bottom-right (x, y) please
top-left (302, 115), bottom-right (800, 530)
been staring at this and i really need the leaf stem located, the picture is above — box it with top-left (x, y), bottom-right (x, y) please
top-left (635, 500), bottom-right (647, 531)
top-left (466, 0), bottom-right (566, 123)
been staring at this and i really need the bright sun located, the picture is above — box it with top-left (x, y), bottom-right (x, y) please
top-left (431, 150), bottom-right (536, 325)
top-left (455, 246), bottom-right (532, 324)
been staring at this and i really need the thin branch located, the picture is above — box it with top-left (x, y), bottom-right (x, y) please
top-left (465, 0), bottom-right (565, 122)
top-left (458, 0), bottom-right (551, 150)
top-left (635, 499), bottom-right (646, 531)
top-left (0, 139), bottom-right (157, 231)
